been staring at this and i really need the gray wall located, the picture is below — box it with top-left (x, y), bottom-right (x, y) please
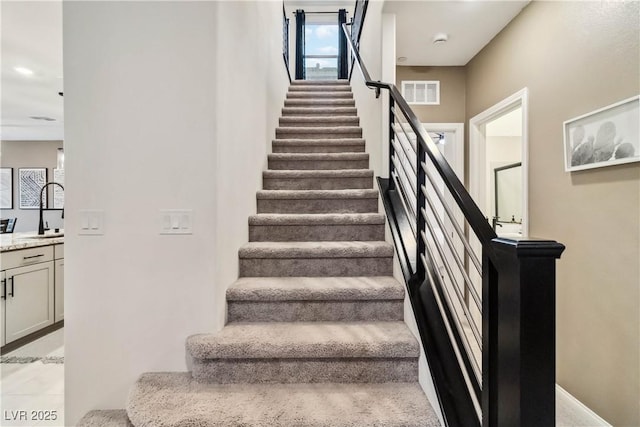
top-left (465, 2), bottom-right (639, 424)
top-left (396, 66), bottom-right (466, 124)
top-left (0, 140), bottom-right (64, 233)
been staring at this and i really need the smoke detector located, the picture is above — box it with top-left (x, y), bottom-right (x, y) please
top-left (433, 33), bottom-right (448, 45)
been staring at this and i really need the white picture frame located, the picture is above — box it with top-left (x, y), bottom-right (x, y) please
top-left (0, 168), bottom-right (13, 209)
top-left (563, 95), bottom-right (640, 172)
top-left (19, 168), bottom-right (47, 209)
top-left (53, 168), bottom-right (65, 209)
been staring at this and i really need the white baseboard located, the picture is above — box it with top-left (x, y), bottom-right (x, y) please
top-left (556, 384), bottom-right (611, 427)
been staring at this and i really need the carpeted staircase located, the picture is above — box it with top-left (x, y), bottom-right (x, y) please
top-left (78, 80), bottom-right (439, 427)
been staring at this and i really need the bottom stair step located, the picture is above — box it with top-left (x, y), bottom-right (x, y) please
top-left (127, 372), bottom-right (440, 427)
top-left (77, 410), bottom-right (133, 427)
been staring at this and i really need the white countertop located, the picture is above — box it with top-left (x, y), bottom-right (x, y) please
top-left (0, 231), bottom-right (64, 252)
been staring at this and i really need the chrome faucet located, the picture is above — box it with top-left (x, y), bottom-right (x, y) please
top-left (38, 182), bottom-right (64, 235)
top-left (492, 216), bottom-right (503, 231)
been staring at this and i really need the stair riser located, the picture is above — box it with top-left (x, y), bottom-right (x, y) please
top-left (276, 129), bottom-right (362, 139)
top-left (272, 143), bottom-right (365, 153)
top-left (249, 224), bottom-right (384, 241)
top-left (239, 257), bottom-right (393, 277)
top-left (289, 86), bottom-right (351, 92)
top-left (279, 118), bottom-right (360, 127)
top-left (257, 198), bottom-right (378, 214)
top-left (287, 92), bottom-right (353, 99)
top-left (227, 300), bottom-right (403, 322)
top-left (263, 176), bottom-right (372, 190)
top-left (284, 99), bottom-right (356, 107)
top-left (192, 358), bottom-right (417, 384)
top-left (282, 108), bottom-right (357, 116)
top-left (268, 159), bottom-right (369, 170)
top-left (291, 80), bottom-right (348, 85)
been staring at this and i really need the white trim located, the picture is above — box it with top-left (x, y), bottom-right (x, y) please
top-left (402, 80), bottom-right (440, 105)
top-left (422, 123), bottom-right (465, 181)
top-left (556, 384), bottom-right (612, 426)
top-left (469, 88), bottom-right (529, 237)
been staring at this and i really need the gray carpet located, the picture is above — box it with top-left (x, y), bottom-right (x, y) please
top-left (78, 80), bottom-right (438, 426)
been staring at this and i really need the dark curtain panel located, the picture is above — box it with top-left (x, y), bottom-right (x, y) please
top-left (295, 9), bottom-right (305, 80)
top-left (337, 9), bottom-right (348, 80)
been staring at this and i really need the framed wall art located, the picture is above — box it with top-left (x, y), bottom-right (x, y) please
top-left (0, 168), bottom-right (13, 209)
top-left (19, 168), bottom-right (47, 209)
top-left (53, 168), bottom-right (65, 209)
top-left (564, 95), bottom-right (639, 172)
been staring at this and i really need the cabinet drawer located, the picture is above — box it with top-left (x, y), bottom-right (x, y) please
top-left (54, 244), bottom-right (64, 260)
top-left (1, 246), bottom-right (54, 270)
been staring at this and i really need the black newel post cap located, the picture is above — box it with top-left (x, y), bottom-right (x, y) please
top-left (491, 237), bottom-right (566, 259)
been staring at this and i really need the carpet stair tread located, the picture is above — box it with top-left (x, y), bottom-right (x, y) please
top-left (127, 373), bottom-right (439, 427)
top-left (186, 321), bottom-right (418, 359)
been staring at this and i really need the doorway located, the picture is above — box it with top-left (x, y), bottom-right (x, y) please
top-left (469, 89), bottom-right (529, 238)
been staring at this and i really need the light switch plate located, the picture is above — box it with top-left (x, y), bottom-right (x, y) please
top-left (79, 209), bottom-right (104, 235)
top-left (159, 209), bottom-right (193, 235)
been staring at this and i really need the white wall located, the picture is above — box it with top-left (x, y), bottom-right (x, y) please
top-left (213, 0), bottom-right (290, 329)
top-left (63, 1), bottom-right (288, 424)
top-left (350, 0), bottom-right (384, 177)
top-left (380, 13), bottom-right (396, 178)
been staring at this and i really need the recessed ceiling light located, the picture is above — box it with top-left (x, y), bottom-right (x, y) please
top-left (14, 67), bottom-right (34, 76)
top-left (397, 57), bottom-right (407, 63)
top-left (433, 33), bottom-right (448, 45)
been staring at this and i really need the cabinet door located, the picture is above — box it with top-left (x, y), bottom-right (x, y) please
top-left (5, 262), bottom-right (54, 344)
top-left (55, 259), bottom-right (64, 322)
top-left (1, 271), bottom-right (5, 346)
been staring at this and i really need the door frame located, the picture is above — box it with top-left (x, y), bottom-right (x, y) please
top-left (422, 122), bottom-right (465, 180)
top-left (469, 88), bottom-right (529, 237)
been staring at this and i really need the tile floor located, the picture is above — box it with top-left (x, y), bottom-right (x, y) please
top-left (1, 329), bottom-right (64, 427)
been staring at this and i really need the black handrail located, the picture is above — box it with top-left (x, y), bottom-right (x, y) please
top-left (343, 23), bottom-right (497, 255)
top-left (282, 3), bottom-right (292, 83)
top-left (343, 21), bottom-right (565, 427)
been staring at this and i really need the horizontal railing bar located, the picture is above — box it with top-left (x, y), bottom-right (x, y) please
top-left (421, 165), bottom-right (482, 274)
top-left (392, 154), bottom-right (418, 199)
top-left (390, 108), bottom-right (418, 154)
top-left (421, 227), bottom-right (482, 350)
top-left (420, 250), bottom-right (482, 380)
top-left (421, 203), bottom-right (482, 312)
top-left (392, 172), bottom-right (418, 236)
top-left (343, 22), bottom-right (498, 257)
top-left (391, 137), bottom-right (417, 176)
top-left (421, 252), bottom-right (483, 411)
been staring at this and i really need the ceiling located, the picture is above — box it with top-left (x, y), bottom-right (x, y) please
top-left (1, 0), bottom-right (527, 141)
top-left (385, 0), bottom-right (529, 66)
top-left (1, 1), bottom-right (63, 141)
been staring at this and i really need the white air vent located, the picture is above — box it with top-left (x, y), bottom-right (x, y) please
top-left (402, 81), bottom-right (440, 105)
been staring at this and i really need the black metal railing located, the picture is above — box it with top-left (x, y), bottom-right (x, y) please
top-left (282, 3), bottom-right (292, 83)
top-left (342, 22), bottom-right (565, 427)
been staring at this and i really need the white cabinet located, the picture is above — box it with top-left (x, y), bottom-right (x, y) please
top-left (54, 244), bottom-right (64, 322)
top-left (4, 261), bottom-right (55, 343)
top-left (1, 270), bottom-right (5, 346)
top-left (1, 244), bottom-right (60, 347)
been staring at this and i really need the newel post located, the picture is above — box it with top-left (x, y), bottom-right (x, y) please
top-left (482, 238), bottom-right (565, 427)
